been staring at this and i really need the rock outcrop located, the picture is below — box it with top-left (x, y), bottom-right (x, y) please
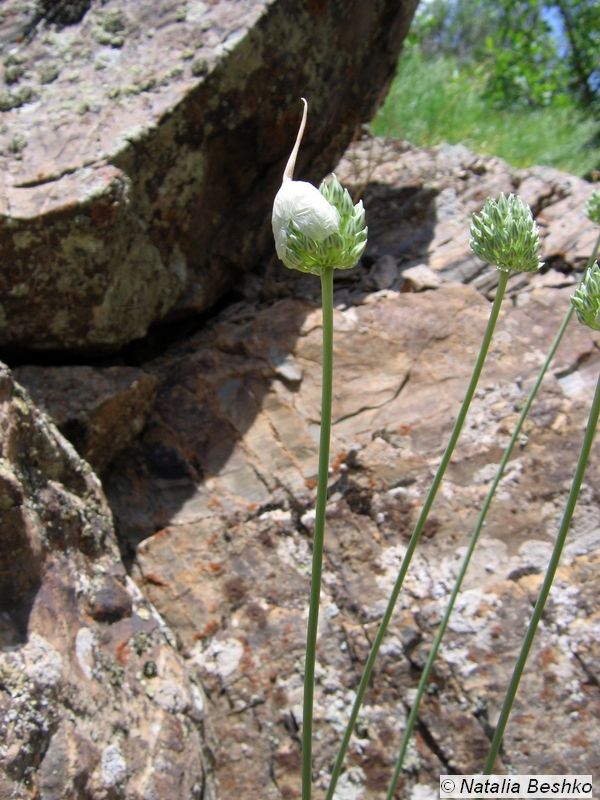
top-left (104, 284), bottom-right (600, 798)
top-left (100, 140), bottom-right (598, 797)
top-left (0, 363), bottom-right (212, 799)
top-left (0, 0), bottom-right (418, 353)
top-left (3, 133), bottom-right (600, 798)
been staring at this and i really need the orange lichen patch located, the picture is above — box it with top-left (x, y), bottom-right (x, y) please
top-left (538, 645), bottom-right (558, 668)
top-left (472, 598), bottom-right (495, 617)
top-left (398, 424), bottom-right (412, 436)
top-left (240, 646), bottom-right (255, 676)
top-left (206, 561), bottom-right (223, 574)
top-left (115, 639), bottom-right (130, 666)
top-left (304, 477), bottom-right (317, 490)
top-left (541, 682), bottom-right (557, 703)
top-left (331, 450), bottom-right (348, 473)
top-left (272, 685), bottom-right (288, 706)
top-left (143, 572), bottom-right (168, 587)
top-left (570, 730), bottom-right (590, 749)
top-left (194, 620), bottom-right (220, 640)
top-left (274, 745), bottom-right (301, 772)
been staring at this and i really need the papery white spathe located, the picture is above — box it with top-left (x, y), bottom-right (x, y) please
top-left (272, 98), bottom-right (340, 262)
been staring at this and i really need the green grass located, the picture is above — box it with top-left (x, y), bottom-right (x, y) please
top-left (371, 47), bottom-right (600, 177)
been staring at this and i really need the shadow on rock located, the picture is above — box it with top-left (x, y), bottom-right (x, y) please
top-left (102, 181), bottom-right (439, 560)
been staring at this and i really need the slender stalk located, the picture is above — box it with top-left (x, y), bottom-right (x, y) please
top-left (385, 291), bottom-right (578, 798)
top-left (302, 266), bottom-right (335, 800)
top-left (385, 232), bottom-right (600, 794)
top-left (326, 270), bottom-right (510, 799)
top-left (484, 371), bottom-right (600, 773)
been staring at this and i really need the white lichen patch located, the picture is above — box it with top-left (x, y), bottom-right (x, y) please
top-left (190, 682), bottom-right (205, 716)
top-left (374, 544), bottom-right (407, 598)
top-left (544, 581), bottom-right (581, 629)
top-left (259, 507), bottom-right (294, 526)
top-left (150, 679), bottom-right (191, 713)
top-left (193, 636), bottom-right (244, 678)
top-left (75, 627), bottom-right (96, 680)
top-left (186, 1), bottom-right (209, 25)
top-left (514, 538), bottom-right (553, 572)
top-left (446, 587), bottom-right (498, 635)
top-left (276, 532), bottom-right (311, 576)
top-left (327, 766), bottom-right (367, 799)
top-left (440, 643), bottom-right (481, 677)
top-left (411, 782), bottom-right (440, 800)
top-left (375, 545), bottom-right (457, 610)
top-left (101, 742), bottom-right (127, 787)
top-left (24, 634), bottom-right (63, 688)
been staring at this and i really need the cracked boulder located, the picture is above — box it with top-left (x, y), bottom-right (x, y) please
top-left (0, 362), bottom-right (212, 799)
top-left (14, 364), bottom-right (159, 473)
top-left (0, 0), bottom-right (417, 352)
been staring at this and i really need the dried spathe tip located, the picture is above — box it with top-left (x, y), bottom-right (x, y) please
top-left (283, 97), bottom-right (307, 182)
top-left (470, 193), bottom-right (543, 274)
top-left (571, 261), bottom-right (600, 331)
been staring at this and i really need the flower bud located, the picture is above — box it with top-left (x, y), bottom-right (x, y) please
top-left (272, 100), bottom-right (367, 275)
top-left (273, 180), bottom-right (340, 264)
top-left (571, 261), bottom-right (600, 331)
top-left (470, 193), bottom-right (543, 273)
top-left (584, 190), bottom-right (600, 226)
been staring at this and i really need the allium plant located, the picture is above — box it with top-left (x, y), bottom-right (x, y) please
top-left (385, 208), bottom-right (600, 796)
top-left (585, 188), bottom-right (600, 226)
top-left (272, 107), bottom-right (598, 793)
top-left (470, 192), bottom-right (542, 273)
top-left (482, 239), bottom-right (600, 774)
top-left (571, 261), bottom-right (600, 331)
top-left (272, 98), bottom-right (367, 800)
top-left (325, 194), bottom-right (542, 800)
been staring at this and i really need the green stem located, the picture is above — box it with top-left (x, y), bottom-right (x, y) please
top-left (326, 270), bottom-right (510, 800)
top-left (385, 291), bottom-right (578, 798)
top-left (590, 231), bottom-right (600, 265)
top-left (302, 266), bottom-right (334, 800)
top-left (484, 370), bottom-right (600, 773)
top-left (386, 232), bottom-right (600, 794)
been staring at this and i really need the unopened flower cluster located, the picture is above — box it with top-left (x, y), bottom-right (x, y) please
top-left (272, 99), bottom-right (367, 276)
top-left (571, 261), bottom-right (600, 331)
top-left (470, 193), bottom-right (542, 273)
top-left (276, 174), bottom-right (367, 275)
top-left (585, 190), bottom-right (600, 226)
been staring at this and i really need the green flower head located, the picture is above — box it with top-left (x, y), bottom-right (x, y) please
top-left (272, 99), bottom-right (367, 276)
top-left (571, 261), bottom-right (600, 331)
top-left (470, 193), bottom-right (543, 274)
top-left (584, 190), bottom-right (600, 226)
